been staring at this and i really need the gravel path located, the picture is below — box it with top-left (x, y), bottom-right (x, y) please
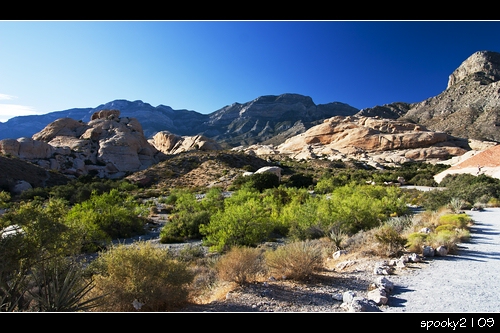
top-left (383, 207), bottom-right (500, 313)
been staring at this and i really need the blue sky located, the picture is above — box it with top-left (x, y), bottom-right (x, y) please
top-left (1, 20), bottom-right (500, 123)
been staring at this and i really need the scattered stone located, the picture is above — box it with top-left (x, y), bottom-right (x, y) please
top-left (435, 245), bottom-right (448, 256)
top-left (422, 245), bottom-right (435, 257)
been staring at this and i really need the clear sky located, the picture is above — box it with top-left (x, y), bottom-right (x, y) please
top-left (1, 20), bottom-right (500, 123)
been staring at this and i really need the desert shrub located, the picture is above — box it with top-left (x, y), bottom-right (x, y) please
top-left (429, 230), bottom-right (462, 254)
top-left (328, 224), bottom-right (348, 251)
top-left (200, 196), bottom-right (273, 253)
top-left (232, 173), bottom-right (280, 192)
top-left (405, 232), bottom-right (430, 253)
top-left (438, 213), bottom-right (473, 229)
top-left (160, 211), bottom-right (210, 243)
top-left (88, 242), bottom-right (194, 312)
top-left (1, 198), bottom-right (77, 257)
top-left (385, 214), bottom-right (415, 233)
top-left (326, 185), bottom-right (410, 234)
top-left (0, 191), bottom-right (10, 208)
top-left (0, 198), bottom-right (97, 311)
top-left (175, 244), bottom-right (206, 263)
top-left (373, 224), bottom-right (407, 257)
top-left (214, 246), bottom-right (265, 285)
top-left (448, 197), bottom-right (468, 213)
top-left (279, 194), bottom-right (322, 241)
top-left (434, 224), bottom-right (458, 233)
top-left (18, 187), bottom-right (50, 201)
top-left (264, 240), bottom-right (324, 281)
top-left (64, 189), bottom-right (148, 253)
top-left (487, 197), bottom-right (500, 207)
top-left (435, 174), bottom-right (500, 208)
top-left (160, 188), bottom-right (225, 244)
top-left (286, 173), bottom-right (315, 189)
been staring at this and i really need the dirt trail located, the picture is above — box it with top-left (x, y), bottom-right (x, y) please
top-left (383, 207), bottom-right (500, 312)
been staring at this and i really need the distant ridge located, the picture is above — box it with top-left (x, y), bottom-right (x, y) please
top-left (0, 94), bottom-right (358, 146)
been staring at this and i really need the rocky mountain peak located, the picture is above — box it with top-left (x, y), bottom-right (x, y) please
top-left (447, 50), bottom-right (500, 88)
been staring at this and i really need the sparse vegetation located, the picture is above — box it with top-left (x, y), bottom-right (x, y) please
top-left (1, 149), bottom-right (499, 312)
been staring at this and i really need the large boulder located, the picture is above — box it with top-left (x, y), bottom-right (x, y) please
top-left (150, 131), bottom-right (223, 155)
top-left (11, 110), bottom-right (166, 178)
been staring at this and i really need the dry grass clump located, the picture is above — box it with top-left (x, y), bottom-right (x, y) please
top-left (214, 246), bottom-right (265, 285)
top-left (264, 240), bottom-right (324, 281)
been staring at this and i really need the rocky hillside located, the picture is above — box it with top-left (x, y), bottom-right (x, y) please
top-left (0, 155), bottom-right (69, 194)
top-left (201, 94), bottom-right (358, 146)
top-left (358, 50), bottom-right (500, 143)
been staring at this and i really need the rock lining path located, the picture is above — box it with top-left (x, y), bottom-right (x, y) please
top-left (383, 208), bottom-right (500, 313)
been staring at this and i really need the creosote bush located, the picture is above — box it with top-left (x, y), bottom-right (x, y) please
top-left (88, 242), bottom-right (194, 312)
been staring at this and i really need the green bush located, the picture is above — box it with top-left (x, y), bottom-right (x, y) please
top-left (64, 189), bottom-right (147, 252)
top-left (160, 210), bottom-right (210, 243)
top-left (232, 173), bottom-right (280, 192)
top-left (159, 188), bottom-right (223, 244)
top-left (429, 230), bottom-right (461, 254)
top-left (405, 232), bottom-right (430, 253)
top-left (199, 191), bottom-right (274, 252)
top-left (0, 191), bottom-right (10, 208)
top-left (438, 214), bottom-right (472, 229)
top-left (89, 242), bottom-right (194, 312)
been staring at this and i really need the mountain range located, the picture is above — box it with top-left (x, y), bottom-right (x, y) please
top-left (0, 94), bottom-right (358, 146)
top-left (2, 50), bottom-right (500, 146)
top-left (1, 50), bottom-right (500, 189)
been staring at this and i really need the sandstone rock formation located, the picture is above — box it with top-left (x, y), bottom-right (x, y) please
top-left (0, 110), bottom-right (166, 179)
top-left (150, 131), bottom-right (223, 155)
top-left (272, 115), bottom-right (469, 165)
top-left (434, 144), bottom-right (500, 183)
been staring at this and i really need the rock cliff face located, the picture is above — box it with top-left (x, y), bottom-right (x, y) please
top-left (358, 51), bottom-right (500, 143)
top-left (0, 110), bottom-right (166, 179)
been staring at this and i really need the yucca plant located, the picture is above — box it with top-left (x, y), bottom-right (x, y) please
top-left (29, 260), bottom-right (104, 312)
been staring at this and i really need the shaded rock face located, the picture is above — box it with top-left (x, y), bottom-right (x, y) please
top-left (0, 155), bottom-right (69, 194)
top-left (203, 93), bottom-right (359, 146)
top-left (358, 50), bottom-right (500, 143)
top-left (0, 109), bottom-right (166, 179)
